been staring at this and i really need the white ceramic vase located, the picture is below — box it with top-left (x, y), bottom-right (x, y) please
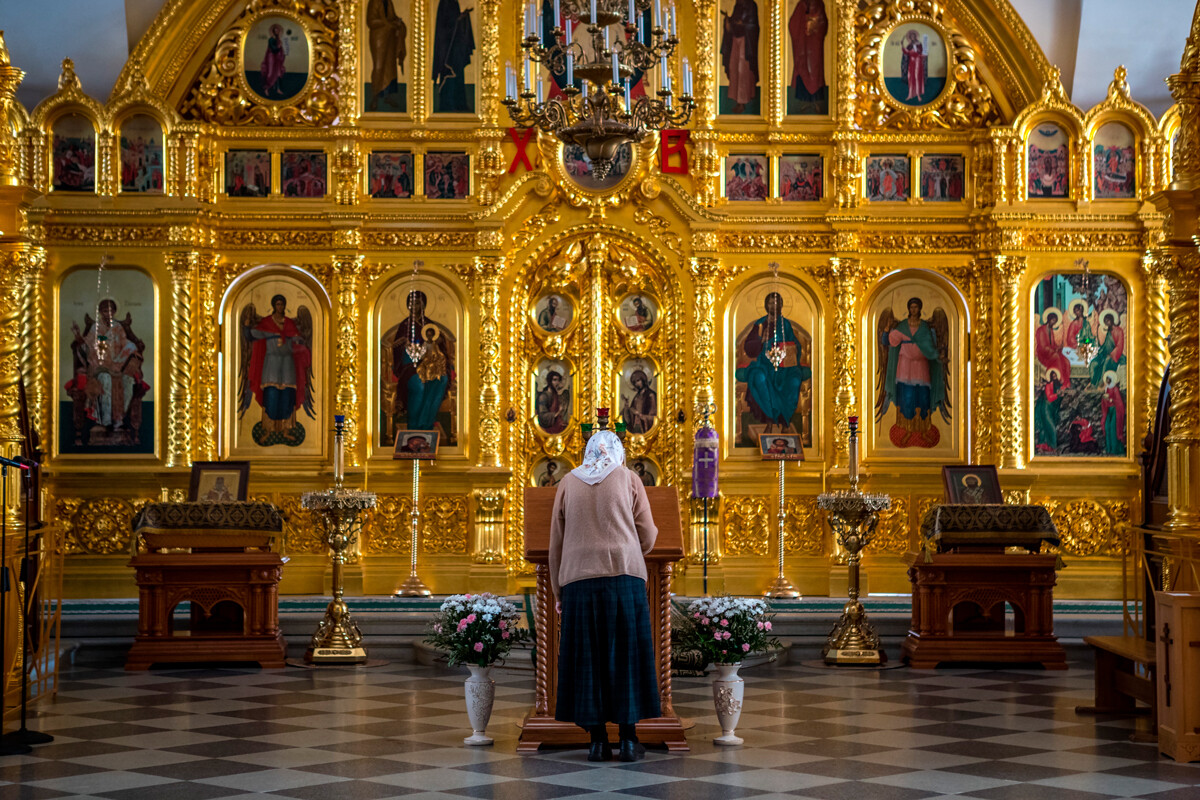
top-left (463, 664), bottom-right (496, 746)
top-left (711, 662), bottom-right (745, 745)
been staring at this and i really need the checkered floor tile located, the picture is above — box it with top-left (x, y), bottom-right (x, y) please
top-left (3, 659), bottom-right (1198, 799)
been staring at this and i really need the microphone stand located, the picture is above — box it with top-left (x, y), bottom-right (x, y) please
top-left (0, 464), bottom-right (32, 755)
top-left (2, 464), bottom-right (52, 746)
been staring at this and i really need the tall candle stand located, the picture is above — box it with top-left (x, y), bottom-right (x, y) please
top-left (396, 455), bottom-right (432, 597)
top-left (816, 416), bottom-right (891, 665)
top-left (302, 415), bottom-right (377, 664)
top-left (763, 457), bottom-right (800, 599)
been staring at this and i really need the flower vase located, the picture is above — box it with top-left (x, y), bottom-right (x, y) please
top-left (711, 662), bottom-right (745, 745)
top-left (463, 665), bottom-right (496, 745)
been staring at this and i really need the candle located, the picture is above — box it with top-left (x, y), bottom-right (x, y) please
top-left (590, 0), bottom-right (597, 24)
top-left (506, 62), bottom-right (515, 99)
top-left (604, 26), bottom-right (610, 51)
top-left (669, 2), bottom-right (677, 36)
top-left (611, 52), bottom-right (619, 85)
top-left (566, 52), bottom-right (574, 86)
top-left (525, 0), bottom-right (534, 37)
top-left (848, 415), bottom-right (859, 484)
top-left (653, 0), bottom-right (661, 28)
top-left (554, 0), bottom-right (561, 29)
top-left (683, 56), bottom-right (692, 95)
top-left (628, 0), bottom-right (636, 24)
top-left (536, 73), bottom-right (544, 103)
top-left (524, 57), bottom-right (532, 92)
top-left (624, 79), bottom-right (632, 111)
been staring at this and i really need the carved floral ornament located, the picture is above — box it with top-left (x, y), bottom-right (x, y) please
top-left (179, 0), bottom-right (339, 127)
top-left (854, 3), bottom-right (1001, 130)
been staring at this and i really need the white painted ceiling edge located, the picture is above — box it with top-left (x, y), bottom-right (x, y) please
top-left (0, 0), bottom-right (1192, 117)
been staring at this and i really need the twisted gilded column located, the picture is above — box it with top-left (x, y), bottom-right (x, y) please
top-left (995, 255), bottom-right (1027, 469)
top-left (970, 259), bottom-right (997, 464)
top-left (193, 255), bottom-right (219, 462)
top-left (333, 254), bottom-right (364, 466)
top-left (0, 248), bottom-right (28, 526)
top-left (829, 257), bottom-right (860, 468)
top-left (585, 237), bottom-right (608, 413)
top-left (19, 246), bottom-right (48, 455)
top-left (166, 252), bottom-right (195, 468)
top-left (336, 0), bottom-right (361, 123)
top-left (1140, 253), bottom-right (1171, 442)
top-left (471, 256), bottom-right (504, 468)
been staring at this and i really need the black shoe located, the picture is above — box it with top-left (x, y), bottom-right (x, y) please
top-left (588, 741), bottom-right (612, 762)
top-left (618, 739), bottom-right (645, 762)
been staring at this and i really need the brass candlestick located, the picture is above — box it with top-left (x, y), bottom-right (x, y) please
top-left (396, 457), bottom-right (431, 596)
top-left (303, 415), bottom-right (377, 664)
top-left (763, 459), bottom-right (800, 598)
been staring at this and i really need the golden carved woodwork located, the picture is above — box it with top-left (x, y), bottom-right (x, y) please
top-left (179, 1), bottom-right (340, 127)
top-left (871, 495), bottom-right (912, 554)
top-left (1045, 499), bottom-right (1118, 557)
top-left (55, 497), bottom-right (154, 555)
top-left (422, 495), bottom-right (469, 554)
top-left (783, 497), bottom-right (824, 556)
top-left (722, 496), bottom-right (770, 557)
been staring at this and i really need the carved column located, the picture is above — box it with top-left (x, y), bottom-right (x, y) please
top-left (166, 252), bottom-right (195, 468)
top-left (0, 33), bottom-right (24, 188)
top-left (473, 255), bottom-right (504, 468)
top-left (472, 488), bottom-right (505, 564)
top-left (193, 255), bottom-right (219, 462)
top-left (971, 258), bottom-right (997, 464)
top-left (20, 246), bottom-right (48, 454)
top-left (995, 255), bottom-right (1027, 469)
top-left (0, 248), bottom-right (29, 525)
top-left (336, 0), bottom-right (361, 124)
top-left (1140, 252), bottom-right (1171, 441)
top-left (829, 257), bottom-right (860, 468)
top-left (1163, 252), bottom-right (1200, 532)
top-left (586, 237), bottom-right (608, 413)
top-left (687, 256), bottom-right (720, 412)
top-left (332, 254), bottom-right (365, 466)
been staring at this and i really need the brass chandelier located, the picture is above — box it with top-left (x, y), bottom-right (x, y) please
top-left (504, 0), bottom-right (694, 179)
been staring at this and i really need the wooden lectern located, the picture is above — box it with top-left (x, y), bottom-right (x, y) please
top-left (518, 486), bottom-right (688, 752)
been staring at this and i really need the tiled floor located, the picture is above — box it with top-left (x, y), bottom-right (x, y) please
top-left (3, 659), bottom-right (1198, 799)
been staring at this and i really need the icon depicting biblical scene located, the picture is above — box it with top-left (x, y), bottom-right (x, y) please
top-left (732, 280), bottom-right (815, 450)
top-left (236, 285), bottom-right (317, 449)
top-left (780, 154), bottom-right (823, 201)
top-left (59, 268), bottom-right (154, 455)
top-left (281, 151), bottom-right (327, 198)
top-left (532, 457), bottom-right (571, 487)
top-left (52, 114), bottom-right (95, 193)
top-left (533, 293), bottom-right (573, 334)
top-left (379, 278), bottom-right (458, 450)
top-left (618, 294), bottom-right (657, 333)
top-left (393, 429), bottom-right (439, 459)
top-left (368, 151), bottom-right (414, 198)
top-left (425, 152), bottom-right (470, 199)
top-left (119, 115), bottom-right (163, 194)
top-left (225, 150), bottom-right (271, 197)
top-left (866, 155), bottom-right (910, 201)
top-left (873, 285), bottom-right (953, 450)
top-left (534, 358), bottom-right (573, 435)
top-left (363, 0), bottom-right (409, 113)
top-left (725, 155), bottom-right (769, 201)
top-left (1028, 123), bottom-right (1069, 198)
top-left (719, 0), bottom-right (761, 115)
top-left (786, 0), bottom-right (828, 115)
top-left (243, 16), bottom-right (310, 102)
top-left (942, 465), bottom-right (1003, 504)
top-left (1094, 123), bottom-right (1136, 199)
top-left (920, 154), bottom-right (964, 201)
top-left (431, 0), bottom-right (476, 114)
top-left (629, 458), bottom-right (659, 487)
top-left (760, 433), bottom-right (804, 461)
top-left (562, 143), bottom-right (633, 192)
top-left (619, 359), bottom-right (659, 435)
top-left (882, 22), bottom-right (946, 107)
top-left (1033, 269), bottom-right (1129, 457)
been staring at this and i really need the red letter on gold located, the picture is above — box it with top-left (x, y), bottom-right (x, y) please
top-left (507, 128), bottom-right (537, 173)
top-left (660, 130), bottom-right (690, 174)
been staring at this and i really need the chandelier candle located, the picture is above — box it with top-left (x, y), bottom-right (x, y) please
top-left (848, 415), bottom-right (859, 490)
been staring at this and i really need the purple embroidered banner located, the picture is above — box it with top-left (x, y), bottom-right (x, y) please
top-left (692, 425), bottom-right (719, 499)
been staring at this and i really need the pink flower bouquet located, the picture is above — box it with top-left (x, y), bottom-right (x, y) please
top-left (426, 593), bottom-right (530, 667)
top-left (684, 596), bottom-right (779, 665)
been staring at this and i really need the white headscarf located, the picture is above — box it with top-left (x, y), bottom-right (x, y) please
top-left (570, 430), bottom-right (625, 486)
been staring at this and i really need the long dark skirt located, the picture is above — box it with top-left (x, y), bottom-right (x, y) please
top-left (556, 575), bottom-right (662, 728)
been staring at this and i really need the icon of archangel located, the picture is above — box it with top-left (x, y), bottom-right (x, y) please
top-left (237, 294), bottom-right (315, 447)
top-left (874, 295), bottom-right (951, 449)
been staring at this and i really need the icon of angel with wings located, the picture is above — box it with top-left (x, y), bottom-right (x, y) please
top-left (874, 294), bottom-right (950, 448)
top-left (237, 293), bottom-right (315, 447)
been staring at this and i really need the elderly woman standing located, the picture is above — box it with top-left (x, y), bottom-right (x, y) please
top-left (549, 431), bottom-right (660, 762)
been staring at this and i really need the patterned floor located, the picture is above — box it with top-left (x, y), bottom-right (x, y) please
top-left (2, 658), bottom-right (1198, 800)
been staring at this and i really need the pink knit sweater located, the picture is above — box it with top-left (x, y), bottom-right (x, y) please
top-left (548, 467), bottom-right (659, 599)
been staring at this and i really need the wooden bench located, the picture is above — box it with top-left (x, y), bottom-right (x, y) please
top-left (1076, 634), bottom-right (1157, 742)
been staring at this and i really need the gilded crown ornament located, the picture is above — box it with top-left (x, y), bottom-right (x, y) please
top-left (1073, 258), bottom-right (1099, 364)
top-left (504, 0), bottom-right (694, 179)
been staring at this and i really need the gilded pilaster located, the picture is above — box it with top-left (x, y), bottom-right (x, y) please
top-left (473, 255), bottom-right (504, 468)
top-left (477, 0), bottom-right (502, 128)
top-left (332, 253), bottom-right (364, 466)
top-left (586, 236), bottom-right (607, 412)
top-left (694, 0), bottom-right (717, 130)
top-left (96, 130), bottom-right (116, 197)
top-left (166, 252), bottom-right (195, 468)
top-left (19, 246), bottom-right (48, 454)
top-left (1163, 252), bottom-right (1200, 532)
top-left (0, 248), bottom-right (28, 525)
top-left (834, 0), bottom-right (857, 127)
top-left (829, 257), bottom-right (860, 467)
top-left (0, 32), bottom-right (23, 188)
top-left (687, 256), bottom-right (720, 412)
top-left (970, 259), bottom-right (997, 464)
top-left (193, 255), bottom-right (219, 462)
top-left (996, 255), bottom-right (1027, 469)
top-left (768, 0), bottom-right (783, 127)
top-left (472, 488), bottom-right (505, 563)
top-left (336, 0), bottom-right (361, 124)
top-left (1140, 252), bottom-right (1171, 442)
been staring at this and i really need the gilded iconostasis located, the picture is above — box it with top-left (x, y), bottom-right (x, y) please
top-left (0, 0), bottom-right (1185, 600)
